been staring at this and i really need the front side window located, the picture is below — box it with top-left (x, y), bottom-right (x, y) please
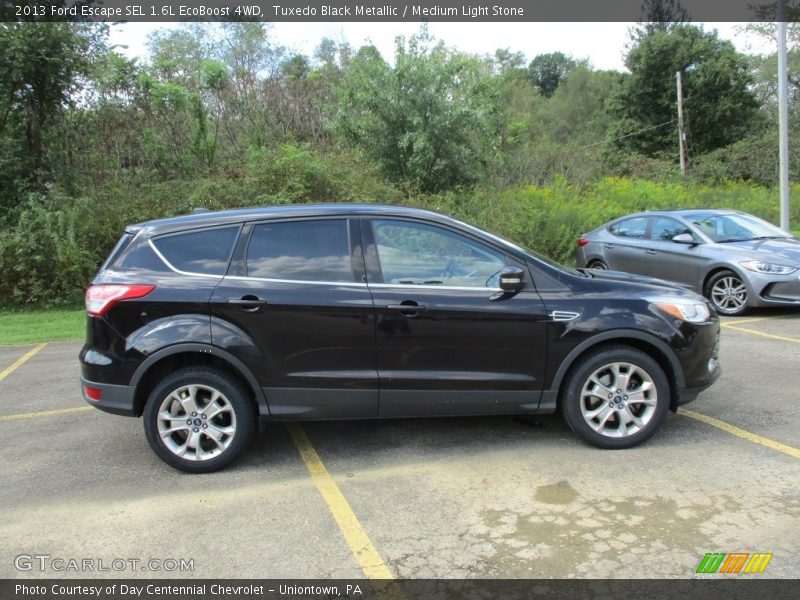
top-left (609, 217), bottom-right (648, 239)
top-left (651, 217), bottom-right (691, 241)
top-left (152, 227), bottom-right (239, 275)
top-left (371, 219), bottom-right (506, 288)
top-left (246, 219), bottom-right (353, 282)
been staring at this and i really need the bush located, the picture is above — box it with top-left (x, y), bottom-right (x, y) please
top-left (0, 192), bottom-right (111, 305)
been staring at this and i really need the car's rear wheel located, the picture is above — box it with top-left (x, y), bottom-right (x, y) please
top-left (561, 346), bottom-right (670, 449)
top-left (587, 259), bottom-right (608, 270)
top-left (143, 367), bottom-right (255, 473)
top-left (705, 270), bottom-right (748, 316)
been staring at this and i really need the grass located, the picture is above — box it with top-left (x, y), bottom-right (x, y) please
top-left (0, 308), bottom-right (84, 345)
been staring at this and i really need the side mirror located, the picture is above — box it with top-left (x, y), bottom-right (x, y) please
top-left (672, 233), bottom-right (696, 245)
top-left (499, 266), bottom-right (525, 293)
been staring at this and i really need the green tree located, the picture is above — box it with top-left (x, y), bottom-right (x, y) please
top-left (0, 23), bottom-right (106, 207)
top-left (609, 25), bottom-right (759, 159)
top-left (527, 52), bottom-right (580, 98)
top-left (334, 31), bottom-right (498, 192)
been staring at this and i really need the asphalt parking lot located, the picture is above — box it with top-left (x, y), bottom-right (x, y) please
top-left (1, 312), bottom-right (799, 580)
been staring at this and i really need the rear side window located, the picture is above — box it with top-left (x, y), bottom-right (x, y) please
top-left (246, 219), bottom-right (353, 282)
top-left (152, 227), bottom-right (239, 275)
top-left (609, 217), bottom-right (648, 238)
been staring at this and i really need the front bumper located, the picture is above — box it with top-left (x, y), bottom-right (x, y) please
top-left (80, 377), bottom-right (137, 417)
top-left (746, 271), bottom-right (800, 308)
top-left (674, 321), bottom-right (721, 407)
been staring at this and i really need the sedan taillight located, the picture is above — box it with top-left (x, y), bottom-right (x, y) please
top-left (85, 284), bottom-right (155, 317)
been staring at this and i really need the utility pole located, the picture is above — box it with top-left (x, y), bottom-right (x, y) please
top-left (676, 70), bottom-right (687, 174)
top-left (778, 0), bottom-right (790, 231)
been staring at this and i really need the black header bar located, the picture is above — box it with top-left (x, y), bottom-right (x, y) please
top-left (2, 0), bottom-right (798, 23)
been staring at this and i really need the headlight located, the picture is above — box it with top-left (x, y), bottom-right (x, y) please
top-left (646, 296), bottom-right (711, 323)
top-left (740, 260), bottom-right (797, 275)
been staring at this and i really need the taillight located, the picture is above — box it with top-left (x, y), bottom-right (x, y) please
top-left (577, 237), bottom-right (589, 247)
top-left (85, 284), bottom-right (155, 317)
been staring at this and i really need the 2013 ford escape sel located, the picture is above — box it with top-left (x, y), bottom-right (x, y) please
top-left (80, 204), bottom-right (721, 472)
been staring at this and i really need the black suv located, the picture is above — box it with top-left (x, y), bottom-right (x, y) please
top-left (80, 204), bottom-right (721, 472)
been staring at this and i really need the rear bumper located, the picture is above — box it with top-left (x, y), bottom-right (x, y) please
top-left (80, 377), bottom-right (137, 417)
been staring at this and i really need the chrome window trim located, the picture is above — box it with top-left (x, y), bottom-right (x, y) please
top-left (368, 283), bottom-right (503, 292)
top-left (222, 275), bottom-right (367, 287)
top-left (147, 239), bottom-right (225, 280)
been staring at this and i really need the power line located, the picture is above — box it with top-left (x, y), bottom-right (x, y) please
top-left (579, 119), bottom-right (677, 149)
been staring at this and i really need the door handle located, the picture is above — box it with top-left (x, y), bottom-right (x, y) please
top-left (604, 243), bottom-right (615, 249)
top-left (387, 302), bottom-right (427, 317)
top-left (228, 296), bottom-right (267, 312)
top-left (645, 249), bottom-right (658, 255)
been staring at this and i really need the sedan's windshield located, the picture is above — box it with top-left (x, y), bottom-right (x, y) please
top-left (690, 213), bottom-right (790, 243)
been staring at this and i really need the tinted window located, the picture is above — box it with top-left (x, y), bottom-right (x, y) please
top-left (372, 220), bottom-right (505, 288)
top-left (114, 239), bottom-right (170, 272)
top-left (609, 217), bottom-right (648, 238)
top-left (246, 219), bottom-right (353, 282)
top-left (153, 227), bottom-right (238, 275)
top-left (651, 217), bottom-right (691, 241)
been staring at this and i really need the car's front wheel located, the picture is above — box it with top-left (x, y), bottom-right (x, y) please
top-left (143, 367), bottom-right (255, 473)
top-left (705, 270), bottom-right (748, 316)
top-left (561, 346), bottom-right (670, 449)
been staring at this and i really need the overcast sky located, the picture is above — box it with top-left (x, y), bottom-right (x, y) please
top-left (108, 22), bottom-right (770, 72)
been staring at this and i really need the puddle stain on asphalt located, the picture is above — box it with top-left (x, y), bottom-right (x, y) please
top-left (534, 480), bottom-right (578, 505)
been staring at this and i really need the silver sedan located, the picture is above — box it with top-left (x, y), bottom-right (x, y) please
top-left (576, 209), bottom-right (800, 316)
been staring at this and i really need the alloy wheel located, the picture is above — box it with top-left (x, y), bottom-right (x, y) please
top-left (710, 276), bottom-right (747, 313)
top-left (156, 384), bottom-right (237, 461)
top-left (579, 361), bottom-right (658, 438)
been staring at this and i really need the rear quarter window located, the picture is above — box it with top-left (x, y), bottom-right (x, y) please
top-left (152, 226), bottom-right (239, 275)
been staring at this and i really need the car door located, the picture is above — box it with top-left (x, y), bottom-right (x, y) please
top-left (639, 216), bottom-right (704, 287)
top-left (210, 217), bottom-right (378, 419)
top-left (604, 216), bottom-right (650, 273)
top-left (362, 217), bottom-right (549, 417)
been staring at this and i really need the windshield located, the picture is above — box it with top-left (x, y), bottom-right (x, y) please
top-left (690, 213), bottom-right (790, 243)
top-left (450, 218), bottom-right (583, 275)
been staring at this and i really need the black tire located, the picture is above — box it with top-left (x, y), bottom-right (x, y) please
top-left (587, 260), bottom-right (608, 270)
top-left (704, 270), bottom-right (748, 316)
top-left (560, 345), bottom-right (670, 449)
top-left (143, 367), bottom-right (255, 473)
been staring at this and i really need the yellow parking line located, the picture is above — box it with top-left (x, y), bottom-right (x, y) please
top-left (0, 406), bottom-right (92, 423)
top-left (723, 325), bottom-right (800, 344)
top-left (682, 410), bottom-right (800, 460)
top-left (720, 317), bottom-right (771, 327)
top-left (288, 424), bottom-right (394, 580)
top-left (0, 343), bottom-right (47, 382)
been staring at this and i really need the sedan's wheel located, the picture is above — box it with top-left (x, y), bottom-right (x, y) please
top-left (706, 270), bottom-right (748, 316)
top-left (587, 260), bottom-right (608, 270)
top-left (144, 367), bottom-right (255, 473)
top-left (561, 346), bottom-right (669, 449)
